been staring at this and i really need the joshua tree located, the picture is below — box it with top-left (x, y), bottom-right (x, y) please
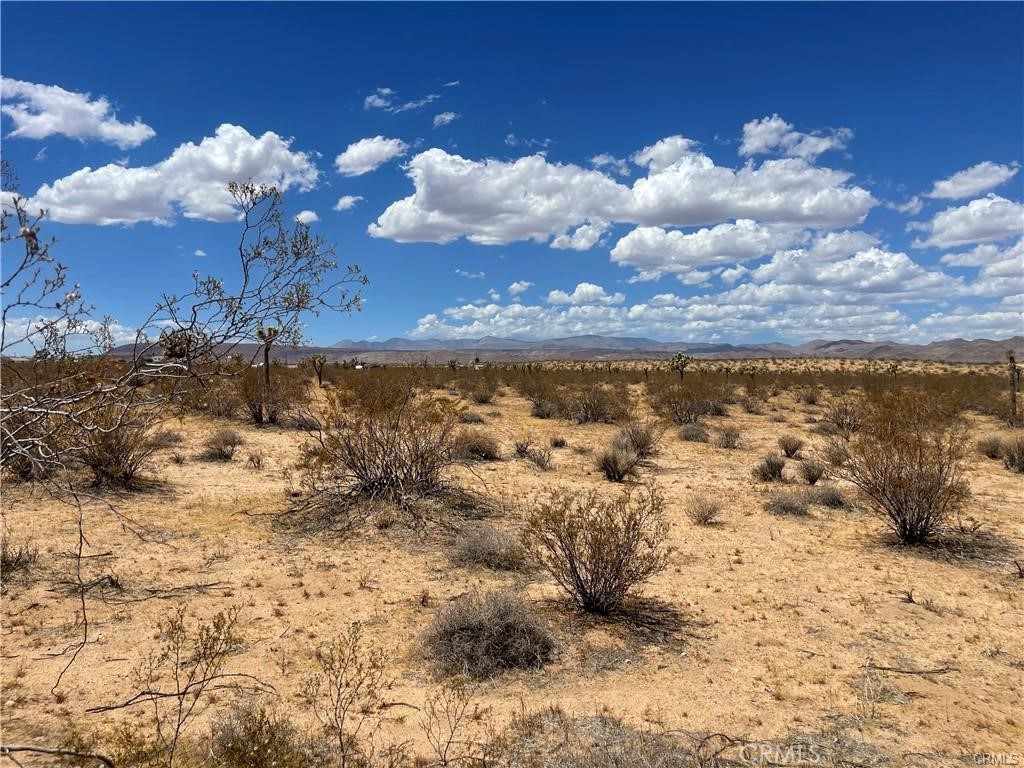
top-left (256, 325), bottom-right (281, 389)
top-left (669, 353), bottom-right (693, 380)
top-left (309, 353), bottom-right (327, 387)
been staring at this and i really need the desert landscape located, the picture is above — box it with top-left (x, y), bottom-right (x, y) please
top-left (2, 357), bottom-right (1023, 767)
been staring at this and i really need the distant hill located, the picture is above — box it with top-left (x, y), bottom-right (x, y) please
top-left (108, 334), bottom-right (1023, 364)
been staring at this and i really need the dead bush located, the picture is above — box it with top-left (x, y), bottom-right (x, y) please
top-left (809, 485), bottom-right (846, 508)
top-left (460, 411), bottom-right (485, 424)
top-left (596, 445), bottom-right (641, 482)
top-left (824, 390), bottom-right (970, 544)
top-left (513, 438), bottom-right (533, 458)
top-left (526, 447), bottom-right (554, 471)
top-left (424, 590), bottom-right (555, 678)
top-left (453, 430), bottom-right (501, 462)
top-left (777, 434), bottom-right (805, 458)
top-left (237, 366), bottom-right (306, 426)
top-left (752, 454), bottom-right (787, 482)
top-left (764, 490), bottom-right (810, 516)
top-left (550, 435), bottom-right (567, 449)
top-left (825, 397), bottom-right (863, 438)
top-left (565, 384), bottom-right (630, 424)
top-left (678, 423), bottom-right (708, 443)
top-left (798, 458), bottom-right (826, 485)
top-left (79, 408), bottom-right (158, 487)
top-left (522, 485), bottom-right (670, 614)
top-left (463, 376), bottom-right (499, 405)
top-left (201, 428), bottom-right (245, 461)
top-left (649, 382), bottom-right (724, 424)
top-left (612, 420), bottom-right (664, 460)
top-left (145, 428), bottom-right (184, 450)
top-left (686, 495), bottom-right (722, 526)
top-left (451, 525), bottom-right (528, 571)
top-left (1001, 435), bottom-right (1024, 473)
top-left (711, 426), bottom-right (740, 449)
top-left (1, 538), bottom-right (38, 594)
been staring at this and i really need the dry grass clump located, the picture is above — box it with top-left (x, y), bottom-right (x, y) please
top-left (612, 420), bottom-right (664, 459)
top-left (513, 438), bottom-right (533, 458)
top-left (752, 453), bottom-right (787, 482)
top-left (764, 490), bottom-right (810, 516)
top-left (423, 590), bottom-right (555, 678)
top-left (209, 704), bottom-right (328, 768)
top-left (686, 495), bottom-right (722, 526)
top-left (550, 435), bottom-right (567, 448)
top-left (824, 389), bottom-right (970, 544)
top-left (777, 434), bottom-right (805, 458)
top-left (460, 410), bottom-right (485, 424)
top-left (201, 428), bottom-right (245, 462)
top-left (451, 524), bottom-right (528, 571)
top-left (596, 445), bottom-right (641, 482)
top-left (809, 485), bottom-right (846, 508)
top-left (522, 485), bottom-right (670, 614)
top-left (678, 423), bottom-right (708, 443)
top-left (798, 458), bottom-right (826, 485)
top-left (453, 429), bottom-right (502, 462)
top-left (976, 435), bottom-right (1005, 459)
top-left (711, 426), bottom-right (740, 449)
top-left (1, 538), bottom-right (38, 594)
top-left (1000, 434), bottom-right (1024, 473)
top-left (145, 428), bottom-right (184, 450)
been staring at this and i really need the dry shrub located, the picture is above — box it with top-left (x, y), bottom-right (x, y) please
top-left (809, 485), bottom-right (846, 508)
top-left (209, 704), bottom-right (328, 768)
top-left (522, 485), bottom-right (670, 614)
top-left (463, 375), bottom-right (499, 405)
top-left (797, 387), bottom-right (820, 405)
top-left (649, 381), bottom-right (725, 424)
top-left (526, 447), bottom-right (554, 471)
top-left (453, 430), bottom-right (501, 462)
top-left (530, 399), bottom-right (561, 420)
top-left (678, 423), bottom-right (708, 443)
top-left (764, 490), bottom-right (810, 516)
top-left (424, 590), bottom-right (555, 678)
top-left (798, 458), bottom-right (826, 485)
top-left (824, 389), bottom-right (970, 544)
top-left (612, 420), bottom-right (665, 460)
top-left (237, 366), bottom-right (306, 426)
top-left (293, 379), bottom-right (471, 532)
top-left (565, 384), bottom-right (630, 424)
top-left (201, 428), bottom-right (245, 461)
top-left (79, 408), bottom-right (158, 487)
top-left (686, 495), bottom-right (722, 526)
top-left (752, 454), bottom-right (787, 482)
top-left (145, 428), bottom-right (184, 450)
top-left (513, 438), bottom-right (533, 458)
top-left (1001, 435), bottom-right (1024, 473)
top-left (711, 426), bottom-right (740, 449)
top-left (825, 397), bottom-right (863, 438)
top-left (460, 411), bottom-right (485, 424)
top-left (777, 434), bottom-right (805, 458)
top-left (976, 435), bottom-right (1004, 459)
top-left (1, 538), bottom-right (38, 594)
top-left (550, 435), bottom-right (567, 448)
top-left (596, 445), bottom-right (641, 482)
top-left (452, 524), bottom-right (528, 571)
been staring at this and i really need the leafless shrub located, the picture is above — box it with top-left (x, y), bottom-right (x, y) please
top-left (824, 390), bottom-right (970, 544)
top-left (686, 496), bottom-right (722, 526)
top-left (1, 538), bottom-right (38, 594)
top-left (777, 434), bottom-right (805, 458)
top-left (977, 435), bottom-right (1004, 459)
top-left (797, 387), bottom-right (820, 405)
top-left (678, 423), bottom-right (708, 443)
top-left (764, 490), bottom-right (810, 516)
top-left (209, 704), bottom-right (329, 768)
top-left (649, 382), bottom-right (724, 424)
top-left (526, 447), bottom-right (554, 471)
top-left (424, 590), bottom-right (555, 678)
top-left (247, 451), bottom-right (265, 470)
top-left (201, 428), bottom-right (245, 462)
top-left (566, 384), bottom-right (630, 424)
top-left (550, 435), bottom-right (567, 448)
top-left (452, 524), bottom-right (528, 571)
top-left (613, 420), bottom-right (664, 460)
top-left (798, 458), bottom-right (826, 485)
top-left (530, 398), bottom-right (561, 420)
top-left (460, 411), bottom-right (485, 424)
top-left (522, 485), bottom-right (670, 614)
top-left (741, 397), bottom-right (763, 415)
top-left (809, 485), bottom-right (846, 508)
top-left (453, 430), bottom-right (501, 462)
top-left (596, 445), bottom-right (641, 482)
top-left (304, 623), bottom-right (390, 766)
top-left (420, 681), bottom-right (490, 768)
top-left (711, 426), bottom-right (741, 449)
top-left (146, 428), bottom-right (184, 450)
top-left (170, 451), bottom-right (187, 465)
top-left (752, 454), bottom-right (786, 482)
top-left (513, 438), bottom-right (533, 458)
top-left (825, 397), bottom-right (863, 438)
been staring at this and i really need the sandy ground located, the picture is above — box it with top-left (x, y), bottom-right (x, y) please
top-left (2, 374), bottom-right (1022, 764)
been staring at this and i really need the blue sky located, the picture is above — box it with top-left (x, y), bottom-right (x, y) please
top-left (2, 2), bottom-right (1022, 346)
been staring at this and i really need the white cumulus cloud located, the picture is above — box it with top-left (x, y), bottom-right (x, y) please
top-left (433, 112), bottom-right (459, 128)
top-left (335, 136), bottom-right (409, 177)
top-left (909, 194), bottom-right (1024, 248)
top-left (547, 282), bottom-right (625, 306)
top-left (926, 161), bottom-right (1020, 200)
top-left (21, 123), bottom-right (318, 225)
top-left (507, 280), bottom-right (533, 296)
top-left (1, 77), bottom-right (155, 149)
top-left (740, 114), bottom-right (852, 161)
top-left (333, 195), bottom-right (364, 211)
top-left (295, 209), bottom-right (319, 224)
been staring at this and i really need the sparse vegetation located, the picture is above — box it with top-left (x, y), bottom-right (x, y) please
top-left (752, 453), bottom-right (787, 482)
top-left (712, 426), bottom-right (741, 449)
top-left (678, 423), bottom-right (708, 443)
top-left (1000, 434), bottom-right (1024, 473)
top-left (452, 525), bottom-right (528, 571)
top-left (798, 458), bottom-right (826, 485)
top-left (777, 434), bottom-right (805, 458)
top-left (453, 429), bottom-right (502, 462)
top-left (612, 420), bottom-right (664, 460)
top-left (201, 428), bottom-right (245, 461)
top-left (686, 495), bottom-right (722, 525)
top-left (596, 445), bottom-right (641, 482)
top-left (764, 490), bottom-right (810, 516)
